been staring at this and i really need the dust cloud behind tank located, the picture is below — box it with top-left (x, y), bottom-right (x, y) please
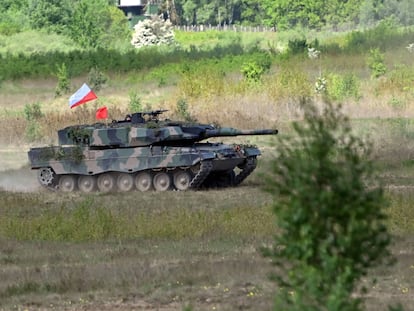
top-left (28, 110), bottom-right (278, 192)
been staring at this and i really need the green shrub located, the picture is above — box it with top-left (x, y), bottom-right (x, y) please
top-left (25, 121), bottom-right (43, 142)
top-left (287, 38), bottom-right (308, 55)
top-left (240, 52), bottom-right (272, 84)
top-left (326, 73), bottom-right (361, 101)
top-left (55, 63), bottom-right (70, 97)
top-left (367, 48), bottom-right (387, 78)
top-left (241, 61), bottom-right (264, 83)
top-left (345, 22), bottom-right (406, 53)
top-left (128, 90), bottom-right (142, 112)
top-left (0, 21), bottom-right (21, 36)
top-left (263, 100), bottom-right (392, 311)
top-left (23, 102), bottom-right (43, 121)
top-left (87, 66), bottom-right (108, 92)
top-left (176, 98), bottom-right (195, 122)
top-left (24, 102), bottom-right (44, 142)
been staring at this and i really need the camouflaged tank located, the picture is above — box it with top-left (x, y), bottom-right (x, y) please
top-left (28, 110), bottom-right (278, 192)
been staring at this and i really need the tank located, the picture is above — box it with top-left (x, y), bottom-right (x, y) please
top-left (27, 110), bottom-right (278, 192)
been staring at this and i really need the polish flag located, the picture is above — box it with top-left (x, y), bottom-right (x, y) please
top-left (96, 106), bottom-right (108, 119)
top-left (69, 83), bottom-right (97, 108)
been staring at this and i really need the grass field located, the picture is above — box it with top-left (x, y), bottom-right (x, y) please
top-left (1, 27), bottom-right (414, 310)
top-left (1, 142), bottom-right (414, 310)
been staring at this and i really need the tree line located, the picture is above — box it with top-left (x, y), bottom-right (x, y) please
top-left (1, 0), bottom-right (413, 48)
top-left (155, 0), bottom-right (413, 30)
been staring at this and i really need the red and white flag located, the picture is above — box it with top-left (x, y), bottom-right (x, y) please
top-left (96, 106), bottom-right (108, 119)
top-left (69, 83), bottom-right (97, 108)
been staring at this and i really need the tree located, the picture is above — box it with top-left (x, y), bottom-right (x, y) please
top-left (0, 0), bottom-right (28, 12)
top-left (181, 0), bottom-right (197, 25)
top-left (240, 0), bottom-right (265, 26)
top-left (67, 0), bottom-right (130, 49)
top-left (176, 0), bottom-right (245, 25)
top-left (68, 0), bottom-right (109, 48)
top-left (28, 0), bottom-right (73, 34)
top-left (100, 5), bottom-right (132, 48)
top-left (263, 99), bottom-right (392, 310)
top-left (262, 0), bottom-right (364, 30)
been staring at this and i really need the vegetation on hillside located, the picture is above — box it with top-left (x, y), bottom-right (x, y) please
top-left (1, 0), bottom-right (414, 43)
top-left (0, 21), bottom-right (413, 147)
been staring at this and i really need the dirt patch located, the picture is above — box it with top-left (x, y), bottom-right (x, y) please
top-left (0, 167), bottom-right (39, 192)
top-left (0, 145), bottom-right (41, 192)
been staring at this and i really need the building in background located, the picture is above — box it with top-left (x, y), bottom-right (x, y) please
top-left (117, 0), bottom-right (161, 27)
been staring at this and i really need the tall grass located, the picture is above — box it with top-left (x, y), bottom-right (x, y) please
top-left (0, 188), bottom-right (275, 242)
top-left (0, 186), bottom-right (414, 242)
top-left (386, 188), bottom-right (414, 234)
top-left (1, 25), bottom-right (414, 143)
top-left (0, 30), bottom-right (79, 55)
top-left (175, 30), bottom-right (279, 51)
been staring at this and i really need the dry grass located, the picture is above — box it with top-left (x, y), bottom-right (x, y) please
top-left (0, 128), bottom-right (413, 310)
top-left (0, 183), bottom-right (414, 310)
top-left (1, 37), bottom-right (414, 310)
top-left (1, 46), bottom-right (414, 144)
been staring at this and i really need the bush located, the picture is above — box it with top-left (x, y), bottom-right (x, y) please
top-left (55, 63), bottom-right (70, 97)
top-left (367, 48), bottom-right (387, 78)
top-left (241, 61), bottom-right (264, 83)
top-left (263, 100), bottom-right (392, 310)
top-left (24, 102), bottom-right (44, 142)
top-left (87, 66), bottom-right (107, 92)
top-left (288, 38), bottom-right (308, 55)
top-left (128, 91), bottom-right (142, 112)
top-left (326, 73), bottom-right (361, 101)
top-left (23, 102), bottom-right (43, 121)
top-left (25, 121), bottom-right (43, 142)
top-left (0, 21), bottom-right (21, 36)
top-left (176, 98), bottom-right (195, 122)
top-left (241, 52), bottom-right (272, 84)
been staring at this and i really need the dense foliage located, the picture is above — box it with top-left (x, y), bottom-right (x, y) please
top-left (1, 0), bottom-right (414, 39)
top-left (0, 41), bottom-right (258, 79)
top-left (167, 0), bottom-right (414, 29)
top-left (263, 100), bottom-right (392, 310)
top-left (0, 0), bottom-right (130, 48)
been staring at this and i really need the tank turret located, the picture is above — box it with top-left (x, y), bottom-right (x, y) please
top-left (28, 110), bottom-right (278, 192)
top-left (57, 110), bottom-right (278, 148)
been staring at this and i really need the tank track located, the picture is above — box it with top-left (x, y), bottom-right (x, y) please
top-left (234, 156), bottom-right (257, 186)
top-left (189, 160), bottom-right (213, 189)
top-left (36, 160), bottom-right (216, 192)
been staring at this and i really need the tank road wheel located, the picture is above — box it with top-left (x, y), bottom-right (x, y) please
top-left (59, 175), bottom-right (77, 192)
top-left (78, 175), bottom-right (97, 193)
top-left (97, 173), bottom-right (116, 192)
top-left (173, 170), bottom-right (192, 191)
top-left (153, 172), bottom-right (171, 191)
top-left (117, 173), bottom-right (134, 192)
top-left (135, 172), bottom-right (153, 192)
top-left (37, 167), bottom-right (56, 188)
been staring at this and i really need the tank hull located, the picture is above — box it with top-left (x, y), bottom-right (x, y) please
top-left (28, 142), bottom-right (260, 192)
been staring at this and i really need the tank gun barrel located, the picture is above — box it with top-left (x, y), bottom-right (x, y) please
top-left (203, 127), bottom-right (278, 139)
